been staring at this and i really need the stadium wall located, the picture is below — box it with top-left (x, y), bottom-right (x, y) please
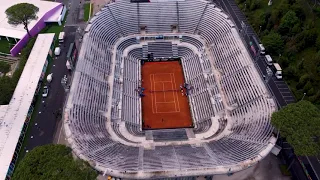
top-left (94, 136), bottom-right (276, 179)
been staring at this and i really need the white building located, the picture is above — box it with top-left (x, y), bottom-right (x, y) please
top-left (0, 33), bottom-right (55, 180)
top-left (0, 0), bottom-right (66, 56)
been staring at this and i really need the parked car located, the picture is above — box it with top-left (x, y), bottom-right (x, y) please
top-left (42, 86), bottom-right (49, 97)
top-left (47, 73), bottom-right (53, 83)
top-left (59, 32), bottom-right (65, 43)
top-left (54, 47), bottom-right (61, 56)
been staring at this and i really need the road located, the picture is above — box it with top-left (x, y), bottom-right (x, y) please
top-left (23, 0), bottom-right (83, 154)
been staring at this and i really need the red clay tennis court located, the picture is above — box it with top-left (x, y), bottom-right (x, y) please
top-left (141, 61), bottom-right (193, 129)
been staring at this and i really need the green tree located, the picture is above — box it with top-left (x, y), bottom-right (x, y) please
top-left (313, 6), bottom-right (320, 17)
top-left (316, 36), bottom-right (320, 50)
top-left (0, 76), bottom-right (14, 104)
top-left (292, 0), bottom-right (306, 20)
top-left (248, 0), bottom-right (260, 11)
top-left (5, 3), bottom-right (39, 37)
top-left (303, 29), bottom-right (317, 47)
top-left (252, 10), bottom-right (267, 31)
top-left (262, 31), bottom-right (284, 55)
top-left (0, 37), bottom-right (36, 105)
top-left (271, 101), bottom-right (320, 156)
top-left (13, 144), bottom-right (98, 180)
top-left (278, 10), bottom-right (299, 35)
top-left (0, 61), bottom-right (10, 74)
top-left (269, 9), bottom-right (280, 29)
top-left (303, 52), bottom-right (320, 82)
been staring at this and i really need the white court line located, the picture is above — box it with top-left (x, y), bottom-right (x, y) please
top-left (152, 74), bottom-right (158, 113)
top-left (156, 101), bottom-right (176, 104)
top-left (151, 72), bottom-right (183, 114)
top-left (162, 82), bottom-right (166, 102)
top-left (153, 73), bottom-right (172, 76)
top-left (170, 73), bottom-right (178, 112)
top-left (150, 74), bottom-right (155, 114)
top-left (171, 73), bottom-right (181, 112)
top-left (155, 111), bottom-right (181, 114)
top-left (153, 80), bottom-right (173, 83)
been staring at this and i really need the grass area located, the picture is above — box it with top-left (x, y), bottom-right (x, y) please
top-left (279, 164), bottom-right (292, 176)
top-left (45, 10), bottom-right (68, 34)
top-left (84, 3), bottom-right (92, 21)
top-left (43, 10), bottom-right (68, 48)
top-left (45, 24), bottom-right (64, 34)
top-left (0, 38), bottom-right (15, 54)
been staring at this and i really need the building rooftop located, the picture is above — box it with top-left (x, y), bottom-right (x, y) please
top-left (0, 33), bottom-right (55, 180)
top-left (0, 0), bottom-right (61, 39)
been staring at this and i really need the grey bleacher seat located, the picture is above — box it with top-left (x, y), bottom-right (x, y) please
top-left (128, 48), bottom-right (143, 59)
top-left (139, 1), bottom-right (178, 33)
top-left (181, 36), bottom-right (204, 50)
top-left (65, 0), bottom-right (276, 179)
top-left (152, 129), bottom-right (188, 142)
top-left (147, 42), bottom-right (174, 58)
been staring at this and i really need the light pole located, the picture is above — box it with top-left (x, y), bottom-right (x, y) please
top-left (259, 26), bottom-right (262, 34)
top-left (244, 3), bottom-right (247, 11)
top-left (301, 92), bottom-right (306, 100)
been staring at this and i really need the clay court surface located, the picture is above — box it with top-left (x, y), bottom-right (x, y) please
top-left (141, 61), bottom-right (193, 129)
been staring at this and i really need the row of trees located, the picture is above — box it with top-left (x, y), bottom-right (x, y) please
top-left (271, 101), bottom-right (320, 156)
top-left (236, 0), bottom-right (320, 156)
top-left (13, 144), bottom-right (98, 180)
top-left (0, 37), bottom-right (36, 104)
top-left (0, 61), bottom-right (11, 74)
top-left (237, 0), bottom-right (320, 107)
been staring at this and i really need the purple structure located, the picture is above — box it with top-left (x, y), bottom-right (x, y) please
top-left (10, 3), bottom-right (62, 56)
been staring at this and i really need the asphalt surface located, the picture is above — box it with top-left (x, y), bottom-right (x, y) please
top-left (25, 26), bottom-right (76, 151)
top-left (215, 0), bottom-right (320, 179)
top-left (23, 0), bottom-right (81, 153)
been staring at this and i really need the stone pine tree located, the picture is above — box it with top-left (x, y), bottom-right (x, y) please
top-left (271, 100), bottom-right (320, 156)
top-left (5, 3), bottom-right (39, 38)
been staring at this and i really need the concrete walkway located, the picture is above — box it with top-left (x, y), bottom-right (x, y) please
top-left (91, 0), bottom-right (112, 15)
top-left (212, 154), bottom-right (291, 180)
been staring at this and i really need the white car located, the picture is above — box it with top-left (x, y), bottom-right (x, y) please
top-left (47, 73), bottom-right (53, 83)
top-left (54, 47), bottom-right (61, 56)
top-left (42, 86), bottom-right (49, 97)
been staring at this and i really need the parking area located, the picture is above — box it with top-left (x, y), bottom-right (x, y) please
top-left (273, 80), bottom-right (296, 104)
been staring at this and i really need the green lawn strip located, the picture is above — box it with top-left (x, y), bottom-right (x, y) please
top-left (45, 24), bottom-right (63, 34)
top-left (0, 38), bottom-right (13, 54)
top-left (84, 3), bottom-right (91, 21)
top-left (279, 164), bottom-right (292, 176)
top-left (43, 10), bottom-right (69, 50)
